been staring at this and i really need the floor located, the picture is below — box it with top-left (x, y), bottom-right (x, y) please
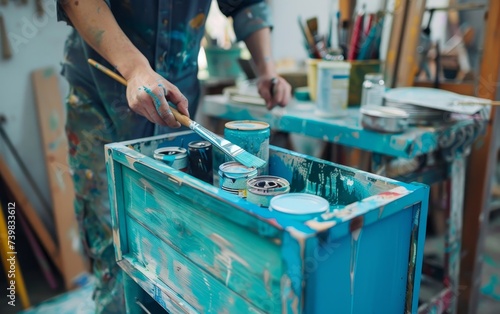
top-left (1, 192), bottom-right (499, 314)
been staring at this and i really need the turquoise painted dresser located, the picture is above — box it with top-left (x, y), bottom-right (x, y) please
top-left (105, 130), bottom-right (429, 314)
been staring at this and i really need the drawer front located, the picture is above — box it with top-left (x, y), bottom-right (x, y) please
top-left (121, 166), bottom-right (284, 313)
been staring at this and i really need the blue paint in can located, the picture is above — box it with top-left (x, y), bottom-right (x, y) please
top-left (218, 161), bottom-right (257, 197)
top-left (224, 120), bottom-right (270, 175)
top-left (247, 176), bottom-right (290, 207)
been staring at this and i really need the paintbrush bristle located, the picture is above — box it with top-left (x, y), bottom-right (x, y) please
top-left (191, 122), bottom-right (266, 169)
top-left (233, 150), bottom-right (266, 169)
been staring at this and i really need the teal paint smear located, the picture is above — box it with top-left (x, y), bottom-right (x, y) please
top-left (481, 275), bottom-right (500, 301)
top-left (93, 29), bottom-right (105, 46)
top-left (142, 86), bottom-right (162, 113)
top-left (43, 68), bottom-right (54, 78)
top-left (49, 110), bottom-right (59, 131)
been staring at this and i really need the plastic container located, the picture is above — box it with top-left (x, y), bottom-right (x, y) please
top-left (315, 61), bottom-right (351, 118)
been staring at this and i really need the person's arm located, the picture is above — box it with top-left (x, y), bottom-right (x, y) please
top-left (59, 0), bottom-right (188, 127)
top-left (244, 28), bottom-right (291, 109)
top-left (219, 0), bottom-right (291, 109)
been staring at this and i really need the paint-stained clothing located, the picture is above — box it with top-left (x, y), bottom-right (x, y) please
top-left (56, 1), bottom-right (272, 313)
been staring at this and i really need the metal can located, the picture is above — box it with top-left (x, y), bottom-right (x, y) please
top-left (153, 147), bottom-right (188, 172)
top-left (224, 120), bottom-right (270, 175)
top-left (218, 161), bottom-right (257, 197)
top-left (246, 176), bottom-right (290, 207)
top-left (188, 140), bottom-right (213, 184)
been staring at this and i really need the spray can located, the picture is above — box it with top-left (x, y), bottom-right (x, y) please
top-left (188, 140), bottom-right (213, 184)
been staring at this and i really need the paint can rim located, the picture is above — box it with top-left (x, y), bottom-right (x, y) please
top-left (153, 147), bottom-right (187, 160)
top-left (224, 120), bottom-right (270, 131)
top-left (247, 176), bottom-right (290, 195)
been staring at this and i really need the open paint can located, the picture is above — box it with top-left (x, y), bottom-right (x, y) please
top-left (224, 120), bottom-right (270, 175)
top-left (218, 161), bottom-right (257, 197)
top-left (153, 147), bottom-right (188, 172)
top-left (269, 193), bottom-right (329, 219)
top-left (247, 176), bottom-right (290, 207)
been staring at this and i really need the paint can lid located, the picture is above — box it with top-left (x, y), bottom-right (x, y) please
top-left (269, 193), bottom-right (329, 215)
top-left (219, 161), bottom-right (257, 177)
top-left (225, 120), bottom-right (270, 131)
top-left (188, 140), bottom-right (212, 149)
top-left (153, 147), bottom-right (187, 161)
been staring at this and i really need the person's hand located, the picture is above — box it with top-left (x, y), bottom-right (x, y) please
top-left (257, 75), bottom-right (292, 110)
top-left (125, 67), bottom-right (189, 128)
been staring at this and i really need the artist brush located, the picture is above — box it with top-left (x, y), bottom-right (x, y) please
top-left (347, 5), bottom-right (365, 60)
top-left (87, 59), bottom-right (266, 169)
top-left (297, 16), bottom-right (315, 58)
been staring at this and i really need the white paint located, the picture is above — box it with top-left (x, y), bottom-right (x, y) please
top-left (0, 2), bottom-right (71, 237)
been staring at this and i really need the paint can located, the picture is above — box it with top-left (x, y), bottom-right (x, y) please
top-left (246, 176), bottom-right (290, 207)
top-left (315, 61), bottom-right (351, 118)
top-left (224, 120), bottom-right (270, 175)
top-left (269, 193), bottom-right (329, 219)
top-left (218, 161), bottom-right (257, 197)
top-left (153, 147), bottom-right (188, 172)
top-left (188, 140), bottom-right (213, 184)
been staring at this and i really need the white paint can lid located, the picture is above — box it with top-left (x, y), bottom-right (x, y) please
top-left (269, 193), bottom-right (329, 215)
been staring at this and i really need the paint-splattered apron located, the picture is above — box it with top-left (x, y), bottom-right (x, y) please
top-left (56, 0), bottom-right (272, 312)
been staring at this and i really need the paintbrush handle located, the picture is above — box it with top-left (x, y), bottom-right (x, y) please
top-left (0, 15), bottom-right (12, 60)
top-left (87, 58), bottom-right (193, 127)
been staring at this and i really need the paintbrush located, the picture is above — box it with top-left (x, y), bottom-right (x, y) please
top-left (0, 14), bottom-right (12, 60)
top-left (87, 59), bottom-right (266, 169)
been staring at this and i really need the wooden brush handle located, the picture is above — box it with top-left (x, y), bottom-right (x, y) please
top-left (0, 15), bottom-right (12, 60)
top-left (87, 58), bottom-right (193, 127)
top-left (36, 0), bottom-right (44, 16)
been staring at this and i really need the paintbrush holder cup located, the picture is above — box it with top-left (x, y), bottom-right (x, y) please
top-left (348, 60), bottom-right (383, 106)
top-left (306, 58), bottom-right (322, 101)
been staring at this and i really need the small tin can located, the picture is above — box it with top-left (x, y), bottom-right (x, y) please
top-left (153, 147), bottom-right (188, 172)
top-left (246, 176), bottom-right (290, 207)
top-left (188, 140), bottom-right (213, 184)
top-left (224, 120), bottom-right (270, 175)
top-left (218, 161), bottom-right (257, 198)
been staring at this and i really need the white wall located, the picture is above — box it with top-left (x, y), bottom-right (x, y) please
top-left (0, 1), bottom-right (71, 235)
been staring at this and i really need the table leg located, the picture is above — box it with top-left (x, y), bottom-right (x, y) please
top-left (445, 156), bottom-right (466, 314)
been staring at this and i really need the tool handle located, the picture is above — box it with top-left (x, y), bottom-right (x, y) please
top-left (36, 0), bottom-right (44, 16)
top-left (0, 15), bottom-right (12, 60)
top-left (169, 107), bottom-right (192, 127)
top-left (88, 58), bottom-right (193, 127)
